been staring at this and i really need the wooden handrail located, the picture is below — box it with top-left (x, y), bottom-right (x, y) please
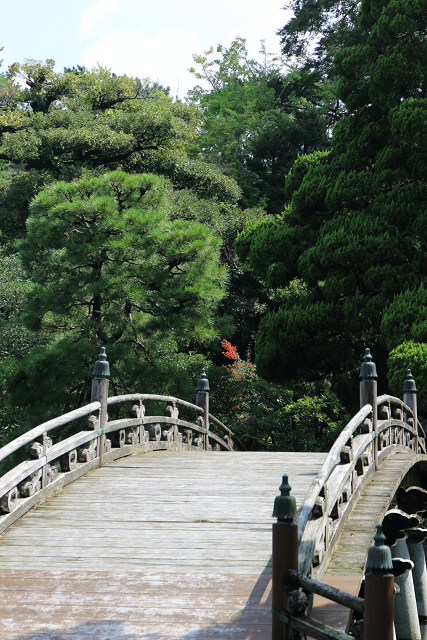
top-left (107, 394), bottom-right (204, 414)
top-left (377, 393), bottom-right (426, 438)
top-left (298, 404), bottom-right (372, 542)
top-left (0, 402), bottom-right (101, 465)
top-left (285, 569), bottom-right (364, 614)
top-left (107, 393), bottom-right (237, 440)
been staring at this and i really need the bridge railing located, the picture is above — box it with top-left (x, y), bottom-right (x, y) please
top-left (0, 349), bottom-right (234, 534)
top-left (297, 351), bottom-right (426, 579)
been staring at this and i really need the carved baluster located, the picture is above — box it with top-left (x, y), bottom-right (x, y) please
top-left (182, 429), bottom-right (192, 445)
top-left (148, 424), bottom-right (161, 441)
top-left (0, 487), bottom-right (18, 513)
top-left (407, 529), bottom-right (427, 629)
top-left (20, 469), bottom-right (42, 497)
top-left (129, 401), bottom-right (146, 443)
top-left (383, 510), bottom-right (421, 640)
top-left (163, 402), bottom-right (178, 443)
top-left (60, 449), bottom-right (77, 472)
top-left (41, 432), bottom-right (49, 489)
top-left (78, 437), bottom-right (97, 462)
top-left (112, 429), bottom-right (126, 447)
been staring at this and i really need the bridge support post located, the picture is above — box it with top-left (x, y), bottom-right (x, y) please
top-left (392, 537), bottom-right (421, 640)
top-left (360, 348), bottom-right (378, 470)
top-left (365, 524), bottom-right (395, 640)
top-left (196, 369), bottom-right (210, 450)
top-left (403, 370), bottom-right (418, 452)
top-left (272, 475), bottom-right (298, 640)
top-left (91, 348), bottom-right (110, 467)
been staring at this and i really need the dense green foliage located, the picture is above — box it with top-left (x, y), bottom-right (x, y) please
top-left (279, 0), bottom-right (365, 125)
top-left (187, 38), bottom-right (329, 214)
top-left (4, 171), bottom-right (227, 428)
top-left (0, 60), bottom-right (240, 240)
top-left (237, 0), bottom-right (427, 410)
top-left (208, 340), bottom-right (349, 451)
top-left (7, 0), bottom-right (427, 451)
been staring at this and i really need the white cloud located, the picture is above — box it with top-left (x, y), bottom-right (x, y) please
top-left (79, 28), bottom-right (205, 98)
top-left (79, 0), bottom-right (119, 40)
top-left (77, 0), bottom-right (294, 96)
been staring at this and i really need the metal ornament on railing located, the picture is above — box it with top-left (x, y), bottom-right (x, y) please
top-left (359, 348), bottom-right (378, 380)
top-left (366, 524), bottom-right (394, 575)
top-left (196, 368), bottom-right (210, 393)
top-left (403, 369), bottom-right (417, 394)
top-left (92, 347), bottom-right (110, 379)
top-left (272, 474), bottom-right (298, 524)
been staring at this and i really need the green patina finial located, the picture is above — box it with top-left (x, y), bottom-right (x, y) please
top-left (403, 369), bottom-right (417, 394)
top-left (92, 347), bottom-right (110, 379)
top-left (366, 524), bottom-right (393, 575)
top-left (272, 474), bottom-right (298, 524)
top-left (359, 348), bottom-right (378, 381)
top-left (197, 368), bottom-right (210, 393)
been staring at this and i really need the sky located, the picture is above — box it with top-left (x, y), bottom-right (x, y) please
top-left (1, 0), bottom-right (292, 99)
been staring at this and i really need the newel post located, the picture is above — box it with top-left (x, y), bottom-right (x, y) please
top-left (403, 370), bottom-right (418, 452)
top-left (272, 475), bottom-right (298, 640)
top-left (196, 369), bottom-right (209, 450)
top-left (91, 347), bottom-right (110, 466)
top-left (360, 348), bottom-right (378, 470)
top-left (365, 524), bottom-right (395, 640)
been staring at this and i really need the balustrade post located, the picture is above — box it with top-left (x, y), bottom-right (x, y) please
top-left (403, 370), bottom-right (418, 452)
top-left (41, 431), bottom-right (49, 488)
top-left (365, 524), bottom-right (395, 640)
top-left (196, 369), bottom-right (209, 450)
top-left (272, 475), bottom-right (298, 640)
top-left (360, 348), bottom-right (378, 470)
top-left (91, 347), bottom-right (110, 466)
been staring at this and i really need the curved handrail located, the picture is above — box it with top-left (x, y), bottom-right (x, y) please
top-left (107, 394), bottom-right (204, 414)
top-left (297, 396), bottom-right (427, 578)
top-left (0, 389), bottom-right (234, 534)
top-left (0, 402), bottom-right (101, 465)
top-left (107, 393), bottom-right (237, 442)
top-left (298, 404), bottom-right (372, 543)
top-left (377, 393), bottom-right (426, 439)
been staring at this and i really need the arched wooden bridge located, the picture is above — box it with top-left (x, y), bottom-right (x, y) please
top-left (0, 350), bottom-right (426, 640)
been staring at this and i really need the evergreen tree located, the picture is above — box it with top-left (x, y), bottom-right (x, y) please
top-left (279, 0), bottom-right (365, 125)
top-left (0, 59), bottom-right (240, 239)
top-left (237, 0), bottom-right (427, 408)
top-left (5, 171), bottom-right (227, 427)
top-left (187, 38), bottom-right (329, 215)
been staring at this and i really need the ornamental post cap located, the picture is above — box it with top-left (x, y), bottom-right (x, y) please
top-left (366, 524), bottom-right (394, 574)
top-left (272, 474), bottom-right (298, 524)
top-left (403, 369), bottom-right (417, 394)
top-left (92, 347), bottom-right (110, 379)
top-left (197, 368), bottom-right (210, 393)
top-left (359, 348), bottom-right (378, 380)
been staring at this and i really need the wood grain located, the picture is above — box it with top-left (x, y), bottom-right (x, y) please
top-left (0, 450), bottom-right (326, 639)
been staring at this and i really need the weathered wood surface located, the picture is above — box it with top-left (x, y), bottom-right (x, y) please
top-left (0, 402), bottom-right (101, 464)
top-left (286, 569), bottom-right (364, 614)
top-left (308, 575), bottom-right (362, 640)
top-left (0, 450), bottom-right (326, 639)
top-left (327, 452), bottom-right (418, 577)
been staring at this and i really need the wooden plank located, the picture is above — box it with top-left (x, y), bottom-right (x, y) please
top-left (0, 451), bottom-right (326, 638)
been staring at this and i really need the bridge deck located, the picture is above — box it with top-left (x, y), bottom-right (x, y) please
top-left (0, 450), bottom-right (326, 640)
